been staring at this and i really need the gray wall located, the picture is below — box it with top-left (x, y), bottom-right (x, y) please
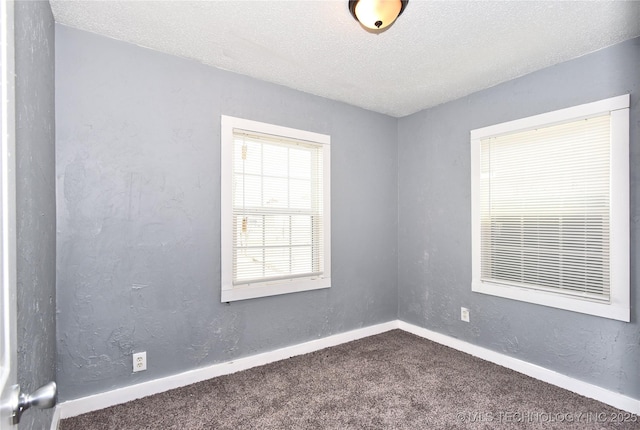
top-left (15, 1), bottom-right (57, 429)
top-left (55, 25), bottom-right (398, 401)
top-left (398, 37), bottom-right (640, 399)
top-left (55, 20), bottom-right (639, 404)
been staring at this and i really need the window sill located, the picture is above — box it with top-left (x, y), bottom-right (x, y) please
top-left (221, 277), bottom-right (330, 302)
top-left (472, 280), bottom-right (629, 322)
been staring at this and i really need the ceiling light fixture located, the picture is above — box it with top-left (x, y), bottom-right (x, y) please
top-left (349, 0), bottom-right (408, 31)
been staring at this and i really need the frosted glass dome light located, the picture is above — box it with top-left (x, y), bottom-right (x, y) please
top-left (349, 0), bottom-right (408, 31)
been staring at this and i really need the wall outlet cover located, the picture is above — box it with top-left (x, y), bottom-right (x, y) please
top-left (133, 351), bottom-right (147, 372)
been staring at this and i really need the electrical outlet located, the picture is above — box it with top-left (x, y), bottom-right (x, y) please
top-left (133, 351), bottom-right (147, 372)
top-left (461, 307), bottom-right (470, 323)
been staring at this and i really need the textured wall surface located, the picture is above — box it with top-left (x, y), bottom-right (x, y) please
top-left (14, 1), bottom-right (57, 429)
top-left (55, 25), bottom-right (398, 401)
top-left (398, 37), bottom-right (640, 399)
top-left (55, 19), bottom-right (639, 405)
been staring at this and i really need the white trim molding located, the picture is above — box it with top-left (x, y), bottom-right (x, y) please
top-left (56, 321), bottom-right (398, 421)
top-left (50, 405), bottom-right (62, 430)
top-left (470, 94), bottom-right (630, 322)
top-left (398, 321), bottom-right (640, 415)
top-left (220, 115), bottom-right (331, 303)
top-left (53, 319), bottom-right (639, 427)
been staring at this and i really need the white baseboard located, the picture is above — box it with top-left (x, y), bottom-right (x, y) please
top-left (398, 320), bottom-right (640, 415)
top-left (50, 405), bottom-right (61, 430)
top-left (56, 321), bottom-right (399, 420)
top-left (54, 318), bottom-right (639, 425)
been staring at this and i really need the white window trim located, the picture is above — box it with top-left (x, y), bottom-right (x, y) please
top-left (470, 94), bottom-right (630, 322)
top-left (221, 115), bottom-right (331, 302)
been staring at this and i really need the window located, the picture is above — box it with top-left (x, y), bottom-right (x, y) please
top-left (221, 116), bottom-right (330, 302)
top-left (471, 95), bottom-right (629, 321)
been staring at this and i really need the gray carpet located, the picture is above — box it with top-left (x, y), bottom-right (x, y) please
top-left (60, 330), bottom-right (640, 429)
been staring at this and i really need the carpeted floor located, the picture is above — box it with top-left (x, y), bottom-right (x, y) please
top-left (60, 330), bottom-right (640, 429)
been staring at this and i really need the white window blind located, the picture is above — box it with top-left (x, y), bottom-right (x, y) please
top-left (480, 115), bottom-right (611, 302)
top-left (471, 94), bottom-right (630, 322)
top-left (232, 130), bottom-right (325, 286)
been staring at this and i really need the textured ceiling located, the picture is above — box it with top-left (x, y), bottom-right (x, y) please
top-left (49, 0), bottom-right (640, 117)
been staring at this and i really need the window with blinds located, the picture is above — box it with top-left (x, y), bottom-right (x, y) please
top-left (232, 131), bottom-right (324, 285)
top-left (221, 116), bottom-right (330, 302)
top-left (481, 115), bottom-right (611, 301)
top-left (471, 95), bottom-right (629, 322)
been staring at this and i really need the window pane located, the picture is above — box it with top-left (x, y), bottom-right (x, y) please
top-left (290, 179), bottom-right (311, 210)
top-left (235, 248), bottom-right (264, 282)
top-left (234, 215), bottom-right (264, 247)
top-left (290, 148), bottom-right (311, 179)
top-left (234, 139), bottom-right (262, 175)
top-left (234, 174), bottom-right (262, 208)
top-left (231, 128), bottom-right (326, 286)
top-left (291, 246), bottom-right (313, 275)
top-left (263, 144), bottom-right (288, 177)
top-left (264, 247), bottom-right (290, 278)
top-left (291, 215), bottom-right (312, 245)
top-left (263, 177), bottom-right (288, 208)
top-left (264, 215), bottom-right (290, 246)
